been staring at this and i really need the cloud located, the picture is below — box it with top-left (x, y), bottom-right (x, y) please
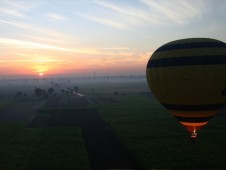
top-left (91, 1), bottom-right (161, 28)
top-left (92, 47), bottom-right (130, 50)
top-left (0, 37), bottom-right (133, 57)
top-left (86, 50), bottom-right (151, 68)
top-left (78, 13), bottom-right (125, 29)
top-left (23, 35), bottom-right (75, 45)
top-left (0, 19), bottom-right (71, 40)
top-left (70, 47), bottom-right (133, 56)
top-left (1, 0), bottom-right (41, 11)
top-left (0, 7), bottom-right (26, 18)
top-left (47, 13), bottom-right (66, 21)
top-left (0, 0), bottom-right (43, 18)
top-left (135, 51), bottom-right (153, 63)
top-left (140, 0), bottom-right (205, 25)
top-left (76, 1), bottom-right (144, 29)
top-left (80, 0), bottom-right (207, 29)
top-left (0, 38), bottom-right (73, 52)
top-left (94, 0), bottom-right (161, 25)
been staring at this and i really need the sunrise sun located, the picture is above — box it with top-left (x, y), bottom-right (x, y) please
top-left (39, 72), bottom-right (44, 76)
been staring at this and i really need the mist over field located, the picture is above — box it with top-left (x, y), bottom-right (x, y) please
top-left (0, 75), bottom-right (148, 100)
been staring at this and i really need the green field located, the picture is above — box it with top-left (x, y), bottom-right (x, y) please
top-left (0, 101), bottom-right (12, 110)
top-left (0, 122), bottom-right (91, 170)
top-left (98, 94), bottom-right (226, 169)
top-left (1, 78), bottom-right (226, 169)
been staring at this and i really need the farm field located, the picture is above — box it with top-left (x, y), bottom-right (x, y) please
top-left (0, 77), bottom-right (226, 169)
top-left (0, 122), bottom-right (90, 170)
top-left (98, 94), bottom-right (226, 169)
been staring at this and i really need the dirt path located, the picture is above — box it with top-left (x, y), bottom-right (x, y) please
top-left (30, 108), bottom-right (138, 169)
top-left (78, 109), bottom-right (138, 170)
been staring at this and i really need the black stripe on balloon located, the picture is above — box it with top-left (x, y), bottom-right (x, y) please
top-left (147, 55), bottom-right (226, 68)
top-left (162, 103), bottom-right (225, 111)
top-left (155, 42), bottom-right (226, 52)
top-left (175, 116), bottom-right (213, 123)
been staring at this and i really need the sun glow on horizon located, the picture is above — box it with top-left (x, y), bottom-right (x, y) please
top-left (30, 56), bottom-right (63, 75)
top-left (0, 1), bottom-right (225, 77)
top-left (39, 72), bottom-right (44, 76)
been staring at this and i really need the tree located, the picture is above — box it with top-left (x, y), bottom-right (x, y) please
top-left (35, 88), bottom-right (42, 98)
top-left (47, 88), bottom-right (54, 95)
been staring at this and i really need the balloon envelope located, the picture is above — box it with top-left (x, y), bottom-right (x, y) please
top-left (146, 38), bottom-right (226, 134)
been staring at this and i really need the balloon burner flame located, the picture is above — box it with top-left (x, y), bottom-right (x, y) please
top-left (191, 129), bottom-right (198, 141)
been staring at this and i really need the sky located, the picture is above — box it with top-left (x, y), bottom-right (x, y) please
top-left (0, 0), bottom-right (226, 77)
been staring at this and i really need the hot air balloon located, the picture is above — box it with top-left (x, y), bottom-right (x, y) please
top-left (146, 38), bottom-right (226, 140)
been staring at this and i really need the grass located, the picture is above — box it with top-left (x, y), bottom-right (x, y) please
top-left (28, 127), bottom-right (91, 170)
top-left (0, 122), bottom-right (91, 170)
top-left (98, 94), bottom-right (226, 169)
top-left (0, 100), bottom-right (12, 110)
